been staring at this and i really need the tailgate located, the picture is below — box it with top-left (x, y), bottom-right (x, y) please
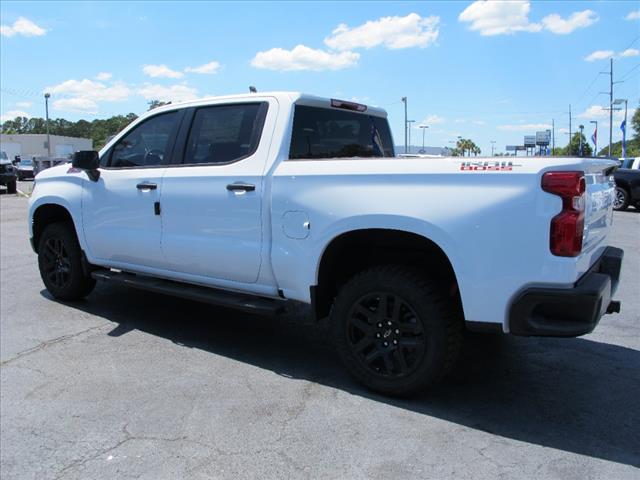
top-left (582, 161), bottom-right (617, 253)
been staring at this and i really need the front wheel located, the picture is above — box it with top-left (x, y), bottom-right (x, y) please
top-left (38, 222), bottom-right (96, 300)
top-left (331, 265), bottom-right (462, 396)
top-left (613, 187), bottom-right (629, 211)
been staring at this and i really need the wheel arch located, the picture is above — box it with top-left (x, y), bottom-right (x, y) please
top-left (31, 203), bottom-right (78, 253)
top-left (312, 228), bottom-right (462, 321)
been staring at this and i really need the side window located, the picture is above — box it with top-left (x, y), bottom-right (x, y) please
top-left (183, 103), bottom-right (266, 165)
top-left (109, 112), bottom-right (178, 168)
top-left (289, 105), bottom-right (395, 159)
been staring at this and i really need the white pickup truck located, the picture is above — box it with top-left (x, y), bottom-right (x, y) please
top-left (28, 92), bottom-right (623, 395)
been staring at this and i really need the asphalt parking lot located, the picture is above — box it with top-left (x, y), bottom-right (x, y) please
top-left (1, 188), bottom-right (639, 480)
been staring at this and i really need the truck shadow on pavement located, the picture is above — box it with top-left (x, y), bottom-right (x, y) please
top-left (43, 284), bottom-right (640, 469)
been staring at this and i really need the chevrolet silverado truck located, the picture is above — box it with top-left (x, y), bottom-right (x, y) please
top-left (28, 92), bottom-right (623, 396)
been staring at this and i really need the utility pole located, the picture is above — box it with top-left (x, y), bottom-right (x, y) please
top-left (622, 99), bottom-right (628, 158)
top-left (609, 58), bottom-right (613, 157)
top-left (552, 119), bottom-right (555, 155)
top-left (401, 97), bottom-right (408, 154)
top-left (419, 125), bottom-right (428, 153)
top-left (568, 104), bottom-right (572, 150)
top-left (407, 120), bottom-right (415, 153)
top-left (490, 140), bottom-right (496, 156)
top-left (44, 93), bottom-right (51, 159)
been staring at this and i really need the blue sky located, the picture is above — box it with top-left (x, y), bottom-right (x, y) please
top-left (1, 1), bottom-right (638, 154)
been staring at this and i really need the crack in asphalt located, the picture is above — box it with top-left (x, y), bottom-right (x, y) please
top-left (0, 324), bottom-right (108, 367)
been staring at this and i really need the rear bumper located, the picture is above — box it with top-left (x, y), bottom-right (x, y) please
top-left (509, 246), bottom-right (623, 337)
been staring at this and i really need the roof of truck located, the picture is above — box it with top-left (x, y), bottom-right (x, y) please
top-left (147, 91), bottom-right (388, 118)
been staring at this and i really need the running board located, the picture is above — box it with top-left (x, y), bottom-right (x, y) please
top-left (91, 269), bottom-right (286, 316)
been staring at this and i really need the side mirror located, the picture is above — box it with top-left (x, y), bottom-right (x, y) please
top-left (72, 151), bottom-right (100, 181)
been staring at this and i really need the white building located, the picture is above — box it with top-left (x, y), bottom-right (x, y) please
top-left (0, 134), bottom-right (92, 160)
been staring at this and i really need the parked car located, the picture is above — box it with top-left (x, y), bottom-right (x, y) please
top-left (32, 157), bottom-right (70, 176)
top-left (28, 92), bottom-right (623, 396)
top-left (0, 150), bottom-right (18, 194)
top-left (16, 158), bottom-right (35, 180)
top-left (618, 157), bottom-right (640, 170)
top-left (613, 168), bottom-right (640, 211)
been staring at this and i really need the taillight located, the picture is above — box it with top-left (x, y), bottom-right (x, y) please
top-left (542, 171), bottom-right (585, 257)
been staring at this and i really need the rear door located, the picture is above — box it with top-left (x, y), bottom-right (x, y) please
top-left (82, 110), bottom-right (182, 268)
top-left (160, 100), bottom-right (275, 283)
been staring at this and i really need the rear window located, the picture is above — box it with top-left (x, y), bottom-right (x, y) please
top-left (289, 105), bottom-right (394, 159)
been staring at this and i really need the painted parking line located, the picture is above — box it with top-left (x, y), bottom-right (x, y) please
top-left (17, 189), bottom-right (30, 198)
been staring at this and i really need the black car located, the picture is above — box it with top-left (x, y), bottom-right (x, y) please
top-left (0, 152), bottom-right (18, 194)
top-left (613, 168), bottom-right (640, 211)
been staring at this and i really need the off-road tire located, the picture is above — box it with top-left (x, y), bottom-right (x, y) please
top-left (38, 222), bottom-right (96, 300)
top-left (331, 265), bottom-right (462, 396)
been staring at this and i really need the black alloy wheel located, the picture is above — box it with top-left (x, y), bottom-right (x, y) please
top-left (41, 236), bottom-right (72, 290)
top-left (347, 292), bottom-right (425, 378)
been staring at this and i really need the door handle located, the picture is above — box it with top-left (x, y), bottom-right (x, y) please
top-left (136, 182), bottom-right (157, 190)
top-left (226, 182), bottom-right (255, 192)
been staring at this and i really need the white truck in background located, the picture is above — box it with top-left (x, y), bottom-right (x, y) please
top-left (28, 92), bottom-right (623, 395)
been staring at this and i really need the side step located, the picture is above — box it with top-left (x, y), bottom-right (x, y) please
top-left (91, 269), bottom-right (286, 316)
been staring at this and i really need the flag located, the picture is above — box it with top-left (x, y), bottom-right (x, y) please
top-left (591, 127), bottom-right (597, 146)
top-left (371, 121), bottom-right (385, 156)
top-left (621, 119), bottom-right (627, 158)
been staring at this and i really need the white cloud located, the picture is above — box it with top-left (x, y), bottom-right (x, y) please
top-left (324, 13), bottom-right (439, 50)
top-left (15, 101), bottom-right (33, 108)
top-left (1, 110), bottom-right (31, 122)
top-left (52, 98), bottom-right (98, 114)
top-left (625, 10), bottom-right (640, 21)
top-left (45, 79), bottom-right (131, 102)
top-left (459, 1), bottom-right (541, 36)
top-left (0, 17), bottom-right (46, 37)
top-left (577, 105), bottom-right (609, 119)
top-left (137, 83), bottom-right (199, 102)
top-left (620, 48), bottom-right (639, 58)
top-left (459, 1), bottom-right (597, 36)
top-left (44, 78), bottom-right (131, 113)
top-left (541, 10), bottom-right (598, 35)
top-left (142, 64), bottom-right (184, 78)
top-left (584, 50), bottom-right (615, 62)
top-left (251, 45), bottom-right (359, 71)
top-left (497, 123), bottom-right (551, 131)
top-left (95, 72), bottom-right (112, 81)
top-left (584, 48), bottom-right (639, 62)
top-left (420, 114), bottom-right (445, 125)
top-left (185, 61), bottom-right (221, 74)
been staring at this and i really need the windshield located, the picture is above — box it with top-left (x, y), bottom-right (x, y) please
top-left (0, 151), bottom-right (7, 160)
top-left (20, 159), bottom-right (33, 166)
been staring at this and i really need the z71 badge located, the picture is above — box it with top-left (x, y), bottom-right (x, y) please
top-left (460, 161), bottom-right (521, 171)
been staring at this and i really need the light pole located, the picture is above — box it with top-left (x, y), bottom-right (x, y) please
top-left (407, 120), bottom-right (415, 153)
top-left (44, 93), bottom-right (51, 159)
top-left (419, 125), bottom-right (429, 153)
top-left (589, 120), bottom-right (597, 157)
top-left (578, 124), bottom-right (584, 157)
top-left (491, 140), bottom-right (496, 156)
top-left (613, 98), bottom-right (628, 158)
top-left (401, 97), bottom-right (408, 153)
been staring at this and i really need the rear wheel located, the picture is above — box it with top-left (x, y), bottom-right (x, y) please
top-left (38, 222), bottom-right (96, 300)
top-left (331, 265), bottom-right (462, 396)
top-left (613, 187), bottom-right (629, 211)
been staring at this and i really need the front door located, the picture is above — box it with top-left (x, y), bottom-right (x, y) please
top-left (160, 102), bottom-right (272, 283)
top-left (82, 110), bottom-right (181, 269)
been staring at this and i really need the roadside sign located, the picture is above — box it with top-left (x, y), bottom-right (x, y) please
top-left (524, 136), bottom-right (536, 147)
top-left (536, 130), bottom-right (551, 146)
